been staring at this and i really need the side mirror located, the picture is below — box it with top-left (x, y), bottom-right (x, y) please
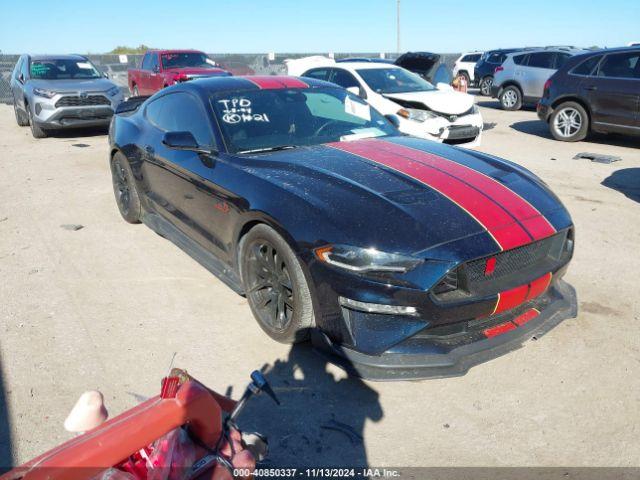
top-left (384, 114), bottom-right (401, 128)
top-left (153, 65), bottom-right (160, 73)
top-left (103, 71), bottom-right (109, 79)
top-left (162, 131), bottom-right (217, 161)
top-left (346, 86), bottom-right (367, 99)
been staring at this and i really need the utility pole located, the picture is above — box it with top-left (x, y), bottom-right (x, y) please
top-left (396, 0), bottom-right (401, 54)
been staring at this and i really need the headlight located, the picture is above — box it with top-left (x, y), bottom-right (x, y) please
top-left (314, 244), bottom-right (422, 273)
top-left (397, 108), bottom-right (438, 123)
top-left (107, 86), bottom-right (120, 97)
top-left (33, 88), bottom-right (57, 99)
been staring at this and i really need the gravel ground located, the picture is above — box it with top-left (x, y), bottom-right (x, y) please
top-left (0, 99), bottom-right (639, 469)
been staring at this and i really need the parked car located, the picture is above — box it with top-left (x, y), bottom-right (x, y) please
top-left (492, 48), bottom-right (586, 110)
top-left (10, 54), bottom-right (124, 138)
top-left (109, 76), bottom-right (576, 379)
top-left (127, 50), bottom-right (230, 96)
top-left (474, 48), bottom-right (524, 95)
top-left (452, 52), bottom-right (483, 85)
top-left (537, 47), bottom-right (640, 141)
top-left (302, 62), bottom-right (483, 147)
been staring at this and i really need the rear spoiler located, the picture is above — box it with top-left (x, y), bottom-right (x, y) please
top-left (115, 95), bottom-right (151, 114)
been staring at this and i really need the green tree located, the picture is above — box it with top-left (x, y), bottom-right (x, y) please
top-left (109, 45), bottom-right (153, 54)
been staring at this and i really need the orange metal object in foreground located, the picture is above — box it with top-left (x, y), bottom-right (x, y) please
top-left (1, 375), bottom-right (243, 480)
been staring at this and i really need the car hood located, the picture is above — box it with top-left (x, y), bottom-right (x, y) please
top-left (28, 78), bottom-right (116, 93)
top-left (238, 137), bottom-right (570, 258)
top-left (164, 67), bottom-right (228, 76)
top-left (384, 89), bottom-right (475, 115)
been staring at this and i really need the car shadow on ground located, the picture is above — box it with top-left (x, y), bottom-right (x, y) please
top-left (237, 342), bottom-right (383, 467)
top-left (510, 120), bottom-right (640, 148)
top-left (44, 127), bottom-right (109, 139)
top-left (475, 99), bottom-right (537, 112)
top-left (0, 357), bottom-right (13, 473)
top-left (602, 168), bottom-right (640, 203)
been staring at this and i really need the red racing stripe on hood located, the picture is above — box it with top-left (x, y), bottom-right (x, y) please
top-left (367, 139), bottom-right (557, 242)
top-left (327, 140), bottom-right (532, 251)
top-left (244, 76), bottom-right (309, 89)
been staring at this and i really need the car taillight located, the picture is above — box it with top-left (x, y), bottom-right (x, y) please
top-left (543, 79), bottom-right (552, 97)
top-left (495, 66), bottom-right (504, 73)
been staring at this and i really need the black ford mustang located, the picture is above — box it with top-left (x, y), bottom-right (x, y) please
top-left (109, 76), bottom-right (576, 380)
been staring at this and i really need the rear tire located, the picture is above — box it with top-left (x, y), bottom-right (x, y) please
top-left (479, 76), bottom-right (493, 96)
top-left (110, 152), bottom-right (142, 223)
top-left (240, 224), bottom-right (315, 344)
top-left (549, 102), bottom-right (589, 142)
top-left (13, 97), bottom-right (29, 126)
top-left (499, 86), bottom-right (522, 111)
top-left (27, 106), bottom-right (47, 138)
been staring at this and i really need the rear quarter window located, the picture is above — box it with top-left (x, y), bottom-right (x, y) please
top-left (571, 55), bottom-right (602, 76)
top-left (513, 54), bottom-right (528, 66)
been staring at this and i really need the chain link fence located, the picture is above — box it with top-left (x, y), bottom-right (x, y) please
top-left (0, 52), bottom-right (459, 104)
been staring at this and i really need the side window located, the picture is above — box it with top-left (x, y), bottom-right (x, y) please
top-left (146, 93), bottom-right (214, 147)
top-left (598, 52), bottom-right (640, 79)
top-left (462, 54), bottom-right (481, 62)
top-left (571, 55), bottom-right (602, 76)
top-left (527, 52), bottom-right (555, 69)
top-left (554, 53), bottom-right (572, 69)
top-left (303, 68), bottom-right (330, 81)
top-left (21, 58), bottom-right (29, 79)
top-left (13, 57), bottom-right (23, 79)
top-left (141, 53), bottom-right (151, 70)
top-left (329, 69), bottom-right (360, 89)
top-left (513, 54), bottom-right (528, 66)
top-left (487, 53), bottom-right (505, 64)
top-left (149, 54), bottom-right (159, 72)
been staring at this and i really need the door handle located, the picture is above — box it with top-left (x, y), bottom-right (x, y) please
top-left (585, 85), bottom-right (598, 91)
top-left (144, 145), bottom-right (154, 154)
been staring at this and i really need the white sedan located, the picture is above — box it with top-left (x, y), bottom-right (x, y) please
top-left (301, 61), bottom-right (483, 147)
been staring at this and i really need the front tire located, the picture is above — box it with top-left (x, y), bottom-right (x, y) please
top-left (27, 106), bottom-right (47, 138)
top-left (549, 102), bottom-right (589, 142)
top-left (479, 76), bottom-right (493, 96)
top-left (499, 86), bottom-right (522, 111)
top-left (240, 224), bottom-right (315, 343)
top-left (110, 152), bottom-right (142, 223)
top-left (13, 97), bottom-right (29, 126)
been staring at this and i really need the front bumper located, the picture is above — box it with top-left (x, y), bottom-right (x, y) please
top-left (312, 279), bottom-right (577, 380)
top-left (30, 92), bottom-right (123, 130)
top-left (397, 111), bottom-right (483, 148)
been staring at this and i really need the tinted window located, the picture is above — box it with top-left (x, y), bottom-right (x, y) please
top-left (555, 53), bottom-right (572, 69)
top-left (461, 54), bottom-right (481, 62)
top-left (598, 52), bottom-right (640, 78)
top-left (513, 54), bottom-right (528, 66)
top-left (527, 52), bottom-right (555, 69)
top-left (21, 58), bottom-right (29, 78)
top-left (303, 68), bottom-right (330, 81)
top-left (571, 55), bottom-right (602, 76)
top-left (330, 69), bottom-right (360, 89)
top-left (149, 54), bottom-right (159, 72)
top-left (146, 92), bottom-right (213, 146)
top-left (141, 53), bottom-right (152, 70)
top-left (13, 57), bottom-right (23, 79)
top-left (161, 52), bottom-right (212, 69)
top-left (487, 53), bottom-right (506, 64)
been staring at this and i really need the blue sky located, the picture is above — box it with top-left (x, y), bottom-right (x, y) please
top-left (1, 0), bottom-right (638, 54)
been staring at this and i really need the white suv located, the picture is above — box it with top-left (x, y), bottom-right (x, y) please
top-left (452, 52), bottom-right (483, 85)
top-left (492, 48), bottom-right (585, 110)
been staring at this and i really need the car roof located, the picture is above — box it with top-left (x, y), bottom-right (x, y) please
top-left (179, 75), bottom-right (336, 95)
top-left (149, 49), bottom-right (206, 54)
top-left (328, 62), bottom-right (404, 71)
top-left (29, 54), bottom-right (88, 61)
top-left (505, 47), bottom-right (587, 57)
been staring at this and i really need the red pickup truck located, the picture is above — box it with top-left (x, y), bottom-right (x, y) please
top-left (127, 50), bottom-right (230, 96)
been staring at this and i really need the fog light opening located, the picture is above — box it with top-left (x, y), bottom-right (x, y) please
top-left (339, 297), bottom-right (418, 316)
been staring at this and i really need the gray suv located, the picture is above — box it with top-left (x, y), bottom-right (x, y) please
top-left (10, 54), bottom-right (124, 138)
top-left (491, 48), bottom-right (585, 110)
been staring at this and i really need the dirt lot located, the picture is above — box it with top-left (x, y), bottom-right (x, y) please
top-left (0, 99), bottom-right (639, 469)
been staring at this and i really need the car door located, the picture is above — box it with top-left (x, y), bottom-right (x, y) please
top-left (584, 51), bottom-right (640, 131)
top-left (141, 91), bottom-right (230, 257)
top-left (521, 52), bottom-right (556, 99)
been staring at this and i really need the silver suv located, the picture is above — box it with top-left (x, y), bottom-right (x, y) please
top-left (491, 48), bottom-right (585, 110)
top-left (10, 54), bottom-right (124, 138)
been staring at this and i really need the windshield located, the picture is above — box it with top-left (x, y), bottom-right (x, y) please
top-left (161, 52), bottom-right (213, 69)
top-left (29, 58), bottom-right (102, 80)
top-left (211, 87), bottom-right (397, 154)
top-left (356, 68), bottom-right (435, 94)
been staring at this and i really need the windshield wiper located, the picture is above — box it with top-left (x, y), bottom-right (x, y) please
top-left (237, 145), bottom-right (298, 154)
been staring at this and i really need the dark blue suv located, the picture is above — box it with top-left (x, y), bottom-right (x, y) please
top-left (474, 49), bottom-right (524, 95)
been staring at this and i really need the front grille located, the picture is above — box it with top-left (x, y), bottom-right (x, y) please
top-left (55, 95), bottom-right (110, 108)
top-left (433, 229), bottom-right (572, 303)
